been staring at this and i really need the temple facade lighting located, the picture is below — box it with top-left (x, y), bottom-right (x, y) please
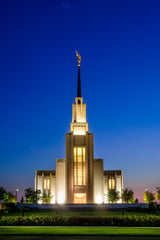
top-left (35, 52), bottom-right (123, 204)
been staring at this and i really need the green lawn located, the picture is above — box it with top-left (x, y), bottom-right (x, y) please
top-left (0, 226), bottom-right (160, 235)
top-left (0, 211), bottom-right (159, 217)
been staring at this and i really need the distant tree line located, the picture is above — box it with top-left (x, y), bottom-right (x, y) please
top-left (0, 187), bottom-right (52, 204)
top-left (0, 187), bottom-right (16, 203)
top-left (0, 186), bottom-right (160, 204)
top-left (104, 187), bottom-right (160, 204)
top-left (107, 188), bottom-right (135, 204)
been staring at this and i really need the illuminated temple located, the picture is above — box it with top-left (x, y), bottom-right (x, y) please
top-left (35, 53), bottom-right (123, 204)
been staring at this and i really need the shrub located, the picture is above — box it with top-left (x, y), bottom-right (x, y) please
top-left (0, 215), bottom-right (160, 227)
top-left (149, 202), bottom-right (158, 212)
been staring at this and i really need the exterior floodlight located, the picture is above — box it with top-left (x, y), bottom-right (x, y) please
top-left (95, 195), bottom-right (103, 204)
top-left (58, 192), bottom-right (65, 204)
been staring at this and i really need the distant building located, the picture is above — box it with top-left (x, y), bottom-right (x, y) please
top-left (35, 53), bottom-right (123, 204)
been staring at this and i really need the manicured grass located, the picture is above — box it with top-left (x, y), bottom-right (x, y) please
top-left (0, 211), bottom-right (159, 217)
top-left (0, 226), bottom-right (160, 235)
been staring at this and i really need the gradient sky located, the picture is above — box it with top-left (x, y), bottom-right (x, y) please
top-left (0, 0), bottom-right (160, 202)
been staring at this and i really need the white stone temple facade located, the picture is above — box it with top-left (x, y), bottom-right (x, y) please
top-left (35, 54), bottom-right (123, 204)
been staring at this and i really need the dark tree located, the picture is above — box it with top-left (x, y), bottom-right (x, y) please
top-left (4, 192), bottom-right (16, 203)
top-left (42, 192), bottom-right (51, 204)
top-left (24, 188), bottom-right (41, 203)
top-left (143, 189), bottom-right (155, 204)
top-left (122, 188), bottom-right (134, 203)
top-left (0, 187), bottom-right (6, 201)
top-left (156, 187), bottom-right (160, 203)
top-left (135, 198), bottom-right (139, 204)
top-left (20, 196), bottom-right (24, 203)
top-left (108, 189), bottom-right (120, 203)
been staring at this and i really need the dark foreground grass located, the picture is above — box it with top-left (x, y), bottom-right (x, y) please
top-left (0, 226), bottom-right (160, 235)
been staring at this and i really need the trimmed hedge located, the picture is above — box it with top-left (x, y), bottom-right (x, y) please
top-left (0, 215), bottom-right (160, 226)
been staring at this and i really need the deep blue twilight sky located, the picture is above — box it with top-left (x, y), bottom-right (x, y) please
top-left (0, 0), bottom-right (160, 202)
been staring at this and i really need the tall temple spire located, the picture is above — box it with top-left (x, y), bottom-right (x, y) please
top-left (75, 51), bottom-right (81, 97)
top-left (77, 66), bottom-right (81, 97)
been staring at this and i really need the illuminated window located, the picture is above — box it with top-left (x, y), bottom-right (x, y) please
top-left (74, 147), bottom-right (85, 185)
top-left (73, 126), bottom-right (86, 135)
top-left (44, 179), bottom-right (50, 190)
top-left (108, 177), bottom-right (115, 189)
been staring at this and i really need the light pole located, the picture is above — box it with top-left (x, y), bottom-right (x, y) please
top-left (16, 189), bottom-right (19, 203)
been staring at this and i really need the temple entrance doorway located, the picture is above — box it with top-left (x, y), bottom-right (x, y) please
top-left (74, 193), bottom-right (86, 203)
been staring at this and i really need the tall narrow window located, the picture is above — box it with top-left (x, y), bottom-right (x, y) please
top-left (44, 179), bottom-right (50, 190)
top-left (74, 147), bottom-right (85, 185)
top-left (108, 177), bottom-right (115, 189)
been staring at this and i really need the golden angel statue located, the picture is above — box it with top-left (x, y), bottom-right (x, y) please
top-left (75, 50), bottom-right (81, 66)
